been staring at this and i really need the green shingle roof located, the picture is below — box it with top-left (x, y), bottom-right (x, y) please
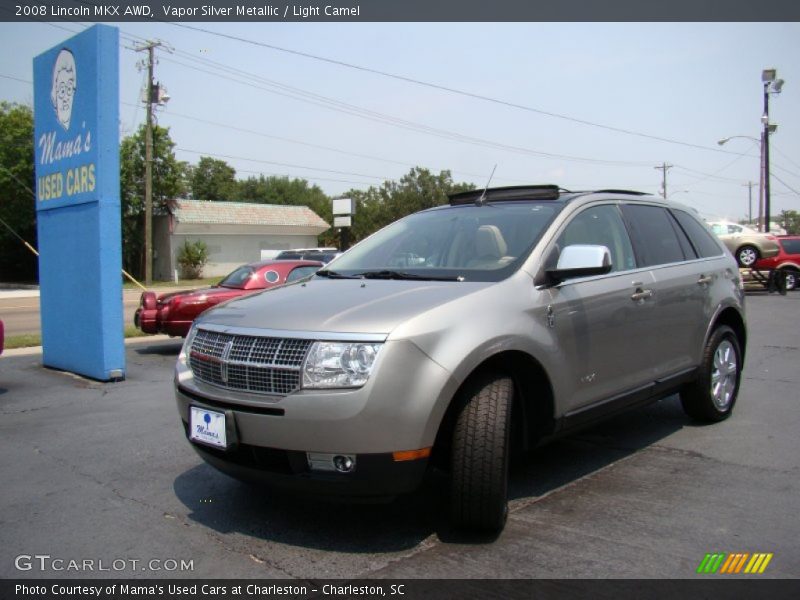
top-left (172, 199), bottom-right (329, 229)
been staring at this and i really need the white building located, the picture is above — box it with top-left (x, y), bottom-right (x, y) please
top-left (153, 199), bottom-right (330, 280)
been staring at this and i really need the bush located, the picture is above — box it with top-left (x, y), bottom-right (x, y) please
top-left (177, 240), bottom-right (209, 279)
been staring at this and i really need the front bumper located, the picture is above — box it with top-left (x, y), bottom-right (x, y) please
top-left (174, 338), bottom-right (459, 496)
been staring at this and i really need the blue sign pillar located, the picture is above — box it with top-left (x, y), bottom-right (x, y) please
top-left (33, 25), bottom-right (125, 381)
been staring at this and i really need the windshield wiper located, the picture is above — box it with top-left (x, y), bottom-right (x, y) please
top-left (316, 270), bottom-right (361, 279)
top-left (356, 270), bottom-right (463, 282)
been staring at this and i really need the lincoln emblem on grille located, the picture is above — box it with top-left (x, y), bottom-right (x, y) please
top-left (219, 339), bottom-right (234, 383)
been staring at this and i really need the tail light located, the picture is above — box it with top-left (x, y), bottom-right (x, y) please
top-left (141, 291), bottom-right (157, 310)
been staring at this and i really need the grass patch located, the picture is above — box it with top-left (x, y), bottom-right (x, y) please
top-left (5, 326), bottom-right (156, 350)
top-left (4, 333), bottom-right (42, 350)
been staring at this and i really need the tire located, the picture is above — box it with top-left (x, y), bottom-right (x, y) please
top-left (450, 374), bottom-right (513, 533)
top-left (680, 325), bottom-right (742, 423)
top-left (784, 269), bottom-right (798, 291)
top-left (736, 245), bottom-right (759, 268)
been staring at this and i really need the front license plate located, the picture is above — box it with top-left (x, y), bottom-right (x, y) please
top-left (189, 406), bottom-right (227, 449)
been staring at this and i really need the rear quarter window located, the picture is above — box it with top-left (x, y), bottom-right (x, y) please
top-left (780, 239), bottom-right (800, 255)
top-left (671, 210), bottom-right (725, 258)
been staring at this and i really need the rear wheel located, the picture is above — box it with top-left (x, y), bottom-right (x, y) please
top-left (450, 374), bottom-right (513, 533)
top-left (783, 269), bottom-right (798, 291)
top-left (681, 325), bottom-right (742, 422)
top-left (736, 245), bottom-right (759, 268)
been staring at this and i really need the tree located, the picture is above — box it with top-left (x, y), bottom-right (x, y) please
top-left (119, 124), bottom-right (188, 278)
top-left (780, 210), bottom-right (800, 235)
top-left (344, 167), bottom-right (474, 245)
top-left (0, 102), bottom-right (36, 281)
top-left (191, 156), bottom-right (237, 201)
top-left (238, 175), bottom-right (336, 245)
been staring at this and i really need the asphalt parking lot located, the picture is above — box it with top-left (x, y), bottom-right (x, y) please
top-left (0, 292), bottom-right (798, 581)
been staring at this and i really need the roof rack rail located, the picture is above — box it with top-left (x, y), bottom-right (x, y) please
top-left (448, 185), bottom-right (562, 205)
top-left (592, 189), bottom-right (648, 196)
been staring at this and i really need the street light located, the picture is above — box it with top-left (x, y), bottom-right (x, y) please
top-left (762, 68), bottom-right (784, 233)
top-left (718, 126), bottom-right (778, 231)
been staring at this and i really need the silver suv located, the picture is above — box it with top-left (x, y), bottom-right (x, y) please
top-left (175, 186), bottom-right (746, 533)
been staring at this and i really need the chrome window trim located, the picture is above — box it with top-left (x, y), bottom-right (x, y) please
top-left (194, 322), bottom-right (389, 343)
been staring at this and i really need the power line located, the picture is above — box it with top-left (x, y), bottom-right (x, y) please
top-left (176, 147), bottom-right (391, 181)
top-left (155, 53), bottom-right (651, 168)
top-left (167, 22), bottom-right (741, 155)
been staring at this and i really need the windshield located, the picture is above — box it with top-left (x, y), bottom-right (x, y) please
top-left (323, 202), bottom-right (563, 282)
top-left (218, 266), bottom-right (256, 288)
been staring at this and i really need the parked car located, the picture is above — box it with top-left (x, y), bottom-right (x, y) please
top-left (707, 221), bottom-right (780, 268)
top-left (754, 235), bottom-right (800, 290)
top-left (176, 186), bottom-right (747, 534)
top-left (274, 247), bottom-right (341, 263)
top-left (135, 259), bottom-right (322, 337)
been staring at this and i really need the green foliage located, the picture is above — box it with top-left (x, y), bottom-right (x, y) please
top-left (176, 240), bottom-right (209, 279)
top-left (0, 102), bottom-right (37, 281)
top-left (119, 124), bottom-right (188, 277)
top-left (343, 167), bottom-right (474, 246)
top-left (780, 210), bottom-right (800, 235)
top-left (237, 174), bottom-right (337, 246)
top-left (191, 156), bottom-right (238, 200)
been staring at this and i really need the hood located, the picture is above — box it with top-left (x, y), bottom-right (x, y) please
top-left (194, 278), bottom-right (491, 335)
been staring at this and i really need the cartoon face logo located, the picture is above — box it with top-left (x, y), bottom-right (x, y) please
top-left (51, 49), bottom-right (77, 131)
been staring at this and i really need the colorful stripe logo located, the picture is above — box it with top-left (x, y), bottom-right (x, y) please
top-left (697, 553), bottom-right (773, 574)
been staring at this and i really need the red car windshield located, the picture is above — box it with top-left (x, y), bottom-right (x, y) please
top-left (218, 266), bottom-right (256, 289)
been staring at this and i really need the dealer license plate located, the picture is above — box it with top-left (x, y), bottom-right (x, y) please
top-left (189, 406), bottom-right (227, 449)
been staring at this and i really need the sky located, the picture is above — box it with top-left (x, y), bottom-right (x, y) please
top-left (1, 20), bottom-right (799, 223)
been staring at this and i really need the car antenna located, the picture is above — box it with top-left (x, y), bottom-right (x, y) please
top-left (475, 164), bottom-right (497, 206)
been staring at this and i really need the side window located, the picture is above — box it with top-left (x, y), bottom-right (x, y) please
top-left (621, 204), bottom-right (687, 267)
top-left (780, 239), bottom-right (800, 255)
top-left (729, 225), bottom-right (743, 234)
top-left (671, 210), bottom-right (725, 258)
top-left (286, 266), bottom-right (319, 282)
top-left (556, 205), bottom-right (636, 273)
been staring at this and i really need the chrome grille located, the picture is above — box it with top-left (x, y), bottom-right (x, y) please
top-left (189, 329), bottom-right (312, 395)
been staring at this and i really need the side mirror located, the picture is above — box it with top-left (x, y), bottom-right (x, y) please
top-left (546, 244), bottom-right (612, 284)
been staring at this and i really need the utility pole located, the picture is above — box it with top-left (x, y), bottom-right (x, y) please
top-left (761, 68), bottom-right (785, 233)
top-left (135, 41), bottom-right (163, 286)
top-left (742, 181), bottom-right (755, 225)
top-left (654, 163), bottom-right (673, 199)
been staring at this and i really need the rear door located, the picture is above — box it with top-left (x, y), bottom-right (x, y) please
top-left (620, 203), bottom-right (716, 378)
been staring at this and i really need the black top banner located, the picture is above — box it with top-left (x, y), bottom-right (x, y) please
top-left (5, 0), bottom-right (800, 22)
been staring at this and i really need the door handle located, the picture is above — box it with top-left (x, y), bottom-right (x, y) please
top-left (697, 275), bottom-right (713, 285)
top-left (631, 288), bottom-right (653, 302)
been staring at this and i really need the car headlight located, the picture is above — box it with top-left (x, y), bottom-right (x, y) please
top-left (302, 341), bottom-right (383, 389)
top-left (179, 324), bottom-right (199, 364)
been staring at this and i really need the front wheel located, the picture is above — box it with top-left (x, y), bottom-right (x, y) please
top-left (736, 245), bottom-right (759, 268)
top-left (450, 374), bottom-right (513, 533)
top-left (680, 325), bottom-right (742, 422)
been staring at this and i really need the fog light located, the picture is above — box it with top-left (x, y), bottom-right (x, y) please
top-left (333, 455), bottom-right (355, 473)
top-left (307, 452), bottom-right (357, 473)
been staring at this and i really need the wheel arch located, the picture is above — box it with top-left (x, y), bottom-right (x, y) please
top-left (709, 306), bottom-right (747, 363)
top-left (431, 350), bottom-right (555, 468)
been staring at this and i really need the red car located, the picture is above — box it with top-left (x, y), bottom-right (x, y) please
top-left (754, 235), bottom-right (800, 291)
top-left (134, 259), bottom-right (323, 337)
